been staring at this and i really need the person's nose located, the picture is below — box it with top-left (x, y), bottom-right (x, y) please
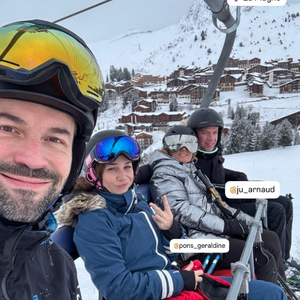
top-left (14, 138), bottom-right (48, 170)
top-left (207, 133), bottom-right (214, 140)
top-left (117, 169), bottom-right (127, 180)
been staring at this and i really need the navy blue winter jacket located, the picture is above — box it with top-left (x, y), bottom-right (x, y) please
top-left (70, 186), bottom-right (185, 300)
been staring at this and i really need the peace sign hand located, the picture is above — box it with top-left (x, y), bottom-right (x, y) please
top-left (149, 195), bottom-right (174, 230)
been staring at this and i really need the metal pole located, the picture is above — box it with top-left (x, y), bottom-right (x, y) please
top-left (226, 199), bottom-right (268, 300)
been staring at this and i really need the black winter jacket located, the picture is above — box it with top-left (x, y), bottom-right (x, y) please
top-left (195, 145), bottom-right (250, 203)
top-left (0, 220), bottom-right (81, 300)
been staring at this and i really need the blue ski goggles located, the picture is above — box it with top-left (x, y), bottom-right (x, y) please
top-left (85, 136), bottom-right (141, 168)
top-left (164, 134), bottom-right (198, 153)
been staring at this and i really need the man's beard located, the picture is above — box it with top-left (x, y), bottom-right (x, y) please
top-left (0, 162), bottom-right (63, 223)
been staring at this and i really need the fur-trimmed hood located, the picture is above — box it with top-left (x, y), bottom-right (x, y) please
top-left (57, 191), bottom-right (106, 228)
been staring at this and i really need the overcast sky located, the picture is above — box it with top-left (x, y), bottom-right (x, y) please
top-left (1, 0), bottom-right (297, 43)
top-left (1, 0), bottom-right (194, 42)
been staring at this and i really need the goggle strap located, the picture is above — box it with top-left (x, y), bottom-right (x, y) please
top-left (85, 165), bottom-right (102, 190)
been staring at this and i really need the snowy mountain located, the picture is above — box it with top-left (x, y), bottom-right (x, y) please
top-left (89, 0), bottom-right (300, 79)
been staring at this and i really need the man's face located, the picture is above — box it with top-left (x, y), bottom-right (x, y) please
top-left (196, 126), bottom-right (219, 152)
top-left (0, 99), bottom-right (75, 223)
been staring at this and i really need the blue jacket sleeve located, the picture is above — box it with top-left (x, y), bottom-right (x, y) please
top-left (74, 211), bottom-right (184, 300)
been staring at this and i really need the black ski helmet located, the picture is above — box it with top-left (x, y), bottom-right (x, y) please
top-left (163, 125), bottom-right (198, 153)
top-left (164, 125), bottom-right (197, 139)
top-left (84, 130), bottom-right (141, 190)
top-left (0, 20), bottom-right (104, 206)
top-left (187, 108), bottom-right (224, 146)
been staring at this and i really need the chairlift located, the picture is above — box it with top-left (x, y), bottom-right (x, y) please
top-left (52, 1), bottom-right (299, 299)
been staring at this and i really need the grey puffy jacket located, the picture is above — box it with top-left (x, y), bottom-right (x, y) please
top-left (149, 150), bottom-right (253, 256)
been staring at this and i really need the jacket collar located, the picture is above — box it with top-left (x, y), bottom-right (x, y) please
top-left (97, 185), bottom-right (138, 215)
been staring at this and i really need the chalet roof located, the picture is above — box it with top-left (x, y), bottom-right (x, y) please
top-left (177, 84), bottom-right (198, 92)
top-left (138, 98), bottom-right (155, 103)
top-left (135, 105), bottom-right (149, 109)
top-left (252, 80), bottom-right (264, 85)
top-left (247, 77), bottom-right (264, 84)
top-left (189, 84), bottom-right (218, 91)
top-left (248, 63), bottom-right (270, 69)
top-left (123, 123), bottom-right (153, 127)
top-left (220, 74), bottom-right (239, 79)
top-left (149, 87), bottom-right (177, 93)
top-left (182, 76), bottom-right (195, 80)
top-left (269, 110), bottom-right (300, 123)
top-left (122, 111), bottom-right (186, 117)
top-left (134, 131), bottom-right (153, 137)
top-left (134, 87), bottom-right (147, 92)
top-left (247, 72), bottom-right (262, 77)
top-left (224, 67), bottom-right (245, 71)
top-left (195, 71), bottom-right (214, 76)
top-left (227, 74), bottom-right (243, 79)
top-left (278, 78), bottom-right (300, 87)
top-left (119, 87), bottom-right (134, 94)
top-left (265, 68), bottom-right (294, 74)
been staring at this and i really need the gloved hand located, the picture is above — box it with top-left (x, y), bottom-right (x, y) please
top-left (222, 218), bottom-right (249, 237)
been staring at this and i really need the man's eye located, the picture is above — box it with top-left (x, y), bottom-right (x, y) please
top-left (0, 126), bottom-right (15, 132)
top-left (49, 137), bottom-right (63, 144)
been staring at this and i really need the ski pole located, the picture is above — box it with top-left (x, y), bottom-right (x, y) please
top-left (202, 255), bottom-right (211, 272)
top-left (207, 254), bottom-right (221, 275)
top-left (195, 169), bottom-right (233, 217)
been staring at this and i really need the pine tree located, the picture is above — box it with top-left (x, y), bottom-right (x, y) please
top-left (294, 131), bottom-right (300, 145)
top-left (123, 67), bottom-right (131, 81)
top-left (247, 111), bottom-right (260, 126)
top-left (201, 30), bottom-right (206, 41)
top-left (254, 125), bottom-right (262, 151)
top-left (98, 91), bottom-right (109, 113)
top-left (235, 104), bottom-right (247, 119)
top-left (260, 122), bottom-right (276, 150)
top-left (116, 68), bottom-right (123, 81)
top-left (132, 98), bottom-right (139, 112)
top-left (276, 119), bottom-right (293, 148)
top-left (109, 65), bottom-right (117, 82)
top-left (169, 95), bottom-right (178, 112)
top-left (227, 115), bottom-right (248, 154)
top-left (123, 89), bottom-right (139, 110)
top-left (245, 124), bottom-right (256, 152)
top-left (227, 104), bottom-right (234, 119)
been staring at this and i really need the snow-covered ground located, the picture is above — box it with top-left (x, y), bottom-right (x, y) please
top-left (76, 144), bottom-right (300, 299)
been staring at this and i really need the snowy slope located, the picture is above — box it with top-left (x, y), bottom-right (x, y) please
top-left (88, 1), bottom-right (300, 79)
